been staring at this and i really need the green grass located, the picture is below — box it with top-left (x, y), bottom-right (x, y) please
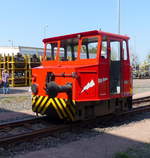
top-left (114, 144), bottom-right (150, 158)
top-left (114, 152), bottom-right (131, 158)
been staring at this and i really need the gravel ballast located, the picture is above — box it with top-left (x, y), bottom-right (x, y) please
top-left (0, 96), bottom-right (31, 113)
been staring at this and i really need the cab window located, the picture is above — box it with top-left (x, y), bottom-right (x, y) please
top-left (46, 43), bottom-right (57, 60)
top-left (110, 41), bottom-right (121, 61)
top-left (80, 37), bottom-right (98, 59)
top-left (59, 38), bottom-right (78, 61)
top-left (123, 40), bottom-right (128, 60)
top-left (101, 41), bottom-right (107, 59)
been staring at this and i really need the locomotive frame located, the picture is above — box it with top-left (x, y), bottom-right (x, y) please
top-left (31, 30), bottom-right (132, 121)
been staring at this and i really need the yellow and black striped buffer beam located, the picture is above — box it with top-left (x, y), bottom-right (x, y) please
top-left (32, 95), bottom-right (76, 121)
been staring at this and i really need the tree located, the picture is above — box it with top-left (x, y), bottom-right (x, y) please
top-left (131, 53), bottom-right (140, 70)
top-left (146, 54), bottom-right (150, 64)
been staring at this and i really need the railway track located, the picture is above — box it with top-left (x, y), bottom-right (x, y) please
top-left (133, 96), bottom-right (150, 105)
top-left (0, 117), bottom-right (69, 147)
top-left (0, 96), bottom-right (150, 147)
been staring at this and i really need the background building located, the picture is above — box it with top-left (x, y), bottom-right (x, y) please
top-left (0, 46), bottom-right (44, 56)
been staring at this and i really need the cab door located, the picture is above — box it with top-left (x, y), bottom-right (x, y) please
top-left (122, 40), bottom-right (132, 96)
top-left (99, 40), bottom-right (109, 98)
top-left (108, 38), bottom-right (122, 96)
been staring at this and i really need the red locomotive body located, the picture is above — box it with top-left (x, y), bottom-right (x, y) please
top-left (31, 30), bottom-right (132, 121)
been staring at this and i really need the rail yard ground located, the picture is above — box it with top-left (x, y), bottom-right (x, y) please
top-left (0, 79), bottom-right (150, 158)
top-left (133, 79), bottom-right (150, 94)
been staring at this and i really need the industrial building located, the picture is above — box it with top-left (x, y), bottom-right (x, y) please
top-left (0, 46), bottom-right (44, 56)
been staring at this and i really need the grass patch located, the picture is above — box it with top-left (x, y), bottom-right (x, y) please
top-left (114, 152), bottom-right (131, 158)
top-left (114, 143), bottom-right (150, 158)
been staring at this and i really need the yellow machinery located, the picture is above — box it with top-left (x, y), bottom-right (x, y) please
top-left (0, 54), bottom-right (41, 87)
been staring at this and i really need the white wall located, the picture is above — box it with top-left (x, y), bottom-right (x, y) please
top-left (0, 46), bottom-right (45, 56)
top-left (19, 46), bottom-right (44, 55)
top-left (0, 47), bottom-right (19, 55)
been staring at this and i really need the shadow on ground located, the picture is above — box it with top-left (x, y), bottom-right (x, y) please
top-left (19, 112), bottom-right (150, 158)
top-left (0, 106), bottom-right (149, 158)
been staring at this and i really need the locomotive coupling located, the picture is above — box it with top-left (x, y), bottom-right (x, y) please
top-left (45, 81), bottom-right (72, 98)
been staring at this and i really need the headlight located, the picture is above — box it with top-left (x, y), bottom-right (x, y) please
top-left (31, 84), bottom-right (38, 94)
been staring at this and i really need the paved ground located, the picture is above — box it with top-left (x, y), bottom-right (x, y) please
top-left (0, 86), bottom-right (31, 96)
top-left (133, 79), bottom-right (150, 94)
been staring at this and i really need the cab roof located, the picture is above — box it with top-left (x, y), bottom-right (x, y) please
top-left (43, 30), bottom-right (129, 43)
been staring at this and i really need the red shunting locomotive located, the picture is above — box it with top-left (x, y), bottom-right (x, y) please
top-left (31, 30), bottom-right (132, 121)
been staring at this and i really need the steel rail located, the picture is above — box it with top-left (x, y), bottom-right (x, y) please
top-left (0, 117), bottom-right (46, 129)
top-left (0, 124), bottom-right (69, 146)
top-left (133, 96), bottom-right (150, 105)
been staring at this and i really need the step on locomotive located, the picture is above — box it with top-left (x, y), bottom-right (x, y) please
top-left (31, 30), bottom-right (132, 121)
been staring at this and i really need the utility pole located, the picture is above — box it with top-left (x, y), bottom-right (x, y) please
top-left (44, 24), bottom-right (48, 38)
top-left (117, 0), bottom-right (121, 34)
top-left (8, 40), bottom-right (13, 47)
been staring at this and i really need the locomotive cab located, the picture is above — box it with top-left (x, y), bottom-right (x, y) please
top-left (31, 30), bottom-right (132, 121)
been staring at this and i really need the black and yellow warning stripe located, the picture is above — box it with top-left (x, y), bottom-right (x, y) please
top-left (32, 95), bottom-right (76, 121)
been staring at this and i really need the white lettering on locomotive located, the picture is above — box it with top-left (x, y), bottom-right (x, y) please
top-left (98, 78), bottom-right (108, 83)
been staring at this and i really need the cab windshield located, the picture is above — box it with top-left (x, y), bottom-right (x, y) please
top-left (45, 36), bottom-right (99, 61)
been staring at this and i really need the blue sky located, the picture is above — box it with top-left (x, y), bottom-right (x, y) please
top-left (0, 0), bottom-right (150, 62)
